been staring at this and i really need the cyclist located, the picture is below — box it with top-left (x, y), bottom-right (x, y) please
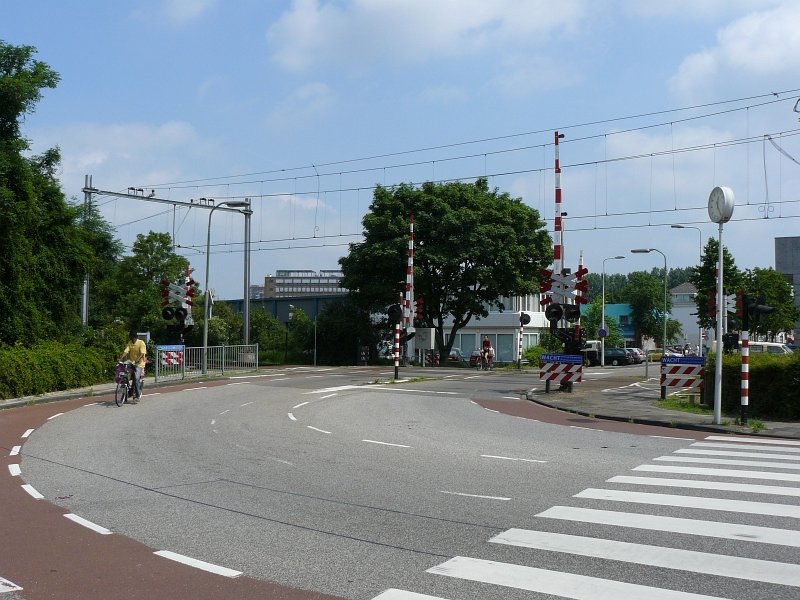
top-left (119, 331), bottom-right (146, 403)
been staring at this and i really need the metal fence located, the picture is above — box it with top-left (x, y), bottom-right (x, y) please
top-left (153, 344), bottom-right (259, 382)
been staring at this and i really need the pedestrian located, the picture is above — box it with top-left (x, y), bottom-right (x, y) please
top-left (481, 336), bottom-right (492, 370)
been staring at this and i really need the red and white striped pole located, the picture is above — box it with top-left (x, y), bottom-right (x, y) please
top-left (554, 131), bottom-right (564, 278)
top-left (394, 289), bottom-right (402, 380)
top-left (404, 213), bottom-right (415, 330)
top-left (740, 329), bottom-right (749, 425)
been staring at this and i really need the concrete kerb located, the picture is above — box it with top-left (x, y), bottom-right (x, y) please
top-left (525, 386), bottom-right (800, 440)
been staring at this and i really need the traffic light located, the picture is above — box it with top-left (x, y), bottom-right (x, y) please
top-left (387, 303), bottom-right (403, 324)
top-left (722, 332), bottom-right (739, 353)
top-left (544, 303), bottom-right (563, 333)
top-left (160, 278), bottom-right (170, 307)
top-left (185, 277), bottom-right (197, 306)
top-left (414, 297), bottom-right (424, 327)
top-left (749, 295), bottom-right (775, 328)
top-left (519, 313), bottom-right (531, 327)
top-left (162, 306), bottom-right (175, 320)
top-left (564, 325), bottom-right (584, 355)
top-left (707, 289), bottom-right (717, 317)
top-left (563, 304), bottom-right (581, 322)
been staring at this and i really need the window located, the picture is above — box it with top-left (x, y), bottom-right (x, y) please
top-left (619, 315), bottom-right (629, 325)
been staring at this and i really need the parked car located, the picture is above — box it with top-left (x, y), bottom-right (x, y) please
top-left (604, 348), bottom-right (633, 366)
top-left (448, 348), bottom-right (466, 363)
top-left (627, 347), bottom-right (645, 363)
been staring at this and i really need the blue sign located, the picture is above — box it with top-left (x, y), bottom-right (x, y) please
top-left (661, 356), bottom-right (705, 366)
top-left (598, 328), bottom-right (607, 338)
top-left (541, 353), bottom-right (583, 365)
top-left (157, 344), bottom-right (185, 351)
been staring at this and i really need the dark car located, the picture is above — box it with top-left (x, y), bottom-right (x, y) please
top-left (604, 348), bottom-right (632, 366)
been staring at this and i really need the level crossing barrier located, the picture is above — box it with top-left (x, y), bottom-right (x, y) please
top-left (539, 353), bottom-right (582, 393)
top-left (660, 355), bottom-right (704, 400)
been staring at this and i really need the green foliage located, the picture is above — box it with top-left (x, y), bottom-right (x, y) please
top-left (704, 351), bottom-right (800, 420)
top-left (522, 345), bottom-right (547, 365)
top-left (0, 340), bottom-right (111, 399)
top-left (580, 297), bottom-right (624, 347)
top-left (625, 271), bottom-right (674, 346)
top-left (315, 296), bottom-right (376, 365)
top-left (689, 237), bottom-right (742, 331)
top-left (742, 267), bottom-right (799, 337)
top-left (339, 178), bottom-right (552, 359)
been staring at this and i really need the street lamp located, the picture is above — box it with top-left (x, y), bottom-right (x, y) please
top-left (601, 256), bottom-right (626, 366)
top-left (671, 224), bottom-right (703, 350)
top-left (203, 200), bottom-right (251, 375)
top-left (285, 304), bottom-right (295, 364)
top-left (631, 248), bottom-right (668, 361)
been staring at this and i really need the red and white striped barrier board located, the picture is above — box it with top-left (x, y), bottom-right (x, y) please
top-left (159, 345), bottom-right (185, 367)
top-left (660, 356), bottom-right (704, 389)
top-left (539, 354), bottom-right (583, 383)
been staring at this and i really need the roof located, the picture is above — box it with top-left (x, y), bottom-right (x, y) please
top-left (670, 281), bottom-right (697, 294)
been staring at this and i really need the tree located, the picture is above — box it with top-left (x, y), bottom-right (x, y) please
top-left (0, 42), bottom-right (93, 345)
top-left (339, 178), bottom-right (552, 359)
top-left (743, 267), bottom-right (799, 339)
top-left (689, 237), bottom-right (742, 331)
top-left (580, 297), bottom-right (624, 347)
top-left (624, 271), bottom-right (680, 347)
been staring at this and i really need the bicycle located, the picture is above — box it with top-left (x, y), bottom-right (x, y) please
top-left (115, 361), bottom-right (144, 406)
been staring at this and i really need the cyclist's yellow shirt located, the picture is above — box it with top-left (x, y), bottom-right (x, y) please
top-left (123, 339), bottom-right (147, 368)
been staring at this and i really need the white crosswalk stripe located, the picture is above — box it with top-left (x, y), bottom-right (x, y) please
top-left (371, 435), bottom-right (800, 600)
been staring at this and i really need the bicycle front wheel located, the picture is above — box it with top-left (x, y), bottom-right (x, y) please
top-left (115, 382), bottom-right (128, 406)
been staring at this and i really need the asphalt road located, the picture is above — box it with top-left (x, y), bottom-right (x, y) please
top-left (4, 365), bottom-right (800, 599)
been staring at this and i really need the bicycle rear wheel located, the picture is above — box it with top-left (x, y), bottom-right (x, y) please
top-left (115, 382), bottom-right (128, 406)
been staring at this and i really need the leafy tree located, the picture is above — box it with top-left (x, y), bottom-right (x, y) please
top-left (585, 272), bottom-right (627, 305)
top-left (742, 267), bottom-right (799, 339)
top-left (0, 41), bottom-right (94, 344)
top-left (339, 178), bottom-right (552, 359)
top-left (624, 271), bottom-right (680, 347)
top-left (580, 297), bottom-right (624, 347)
top-left (689, 237), bottom-right (742, 331)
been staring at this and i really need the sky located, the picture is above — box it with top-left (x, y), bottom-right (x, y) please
top-left (4, 0), bottom-right (800, 300)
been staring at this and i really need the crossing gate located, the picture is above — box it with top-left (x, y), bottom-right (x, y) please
top-left (660, 356), bottom-right (705, 391)
top-left (156, 344), bottom-right (185, 380)
top-left (539, 353), bottom-right (583, 384)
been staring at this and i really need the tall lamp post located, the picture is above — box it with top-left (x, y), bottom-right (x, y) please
top-left (631, 248), bottom-right (668, 360)
top-left (671, 224), bottom-right (703, 350)
top-left (203, 200), bottom-right (251, 375)
top-left (601, 256), bottom-right (626, 366)
top-left (285, 304), bottom-right (295, 364)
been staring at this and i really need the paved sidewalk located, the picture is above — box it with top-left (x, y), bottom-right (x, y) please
top-left (526, 371), bottom-right (800, 440)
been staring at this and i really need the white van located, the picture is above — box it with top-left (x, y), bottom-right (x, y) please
top-left (747, 341), bottom-right (794, 355)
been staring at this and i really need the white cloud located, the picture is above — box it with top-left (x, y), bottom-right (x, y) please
top-left (266, 82), bottom-right (335, 129)
top-left (266, 0), bottom-right (587, 71)
top-left (494, 54), bottom-right (583, 97)
top-left (669, 2), bottom-right (800, 100)
top-left (621, 0), bottom-right (780, 19)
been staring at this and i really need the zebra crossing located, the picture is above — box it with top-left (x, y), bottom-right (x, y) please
top-left (372, 434), bottom-right (800, 599)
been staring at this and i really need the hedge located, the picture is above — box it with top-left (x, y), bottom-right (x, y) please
top-left (0, 341), bottom-right (112, 400)
top-left (704, 351), bottom-right (800, 420)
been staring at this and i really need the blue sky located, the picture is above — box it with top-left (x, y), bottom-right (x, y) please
top-left (4, 1), bottom-right (800, 299)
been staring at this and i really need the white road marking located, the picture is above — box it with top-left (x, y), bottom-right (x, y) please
top-left (307, 426), bottom-right (332, 434)
top-left (372, 590), bottom-right (449, 599)
top-left (229, 373), bottom-right (285, 379)
top-left (64, 513), bottom-right (112, 535)
top-left (219, 409), bottom-right (230, 415)
top-left (153, 550), bottom-right (242, 578)
top-left (240, 402), bottom-right (253, 406)
top-left (306, 385), bottom-right (360, 394)
top-left (288, 413), bottom-right (296, 421)
top-left (490, 528), bottom-right (800, 587)
top-left (184, 386), bottom-right (208, 391)
top-left (502, 396), bottom-right (518, 400)
top-left (9, 446), bottom-right (20, 456)
top-left (428, 556), bottom-right (729, 599)
top-left (21, 429), bottom-right (34, 438)
top-left (649, 435), bottom-right (694, 440)
top-left (484, 408), bottom-right (499, 413)
top-left (362, 439), bottom-right (411, 448)
top-left (481, 455), bottom-right (547, 463)
top-left (0, 576), bottom-right (22, 592)
top-left (210, 419), bottom-right (215, 426)
top-left (21, 484), bottom-right (43, 499)
top-left (228, 382), bottom-right (244, 386)
top-left (270, 378), bottom-right (289, 382)
top-left (676, 448), bottom-right (800, 461)
top-left (537, 506), bottom-right (800, 547)
top-left (293, 401), bottom-right (310, 408)
top-left (8, 464), bottom-right (20, 476)
top-left (692, 441), bottom-right (800, 453)
top-left (371, 387), bottom-right (458, 395)
top-left (440, 491), bottom-right (511, 501)
top-left (305, 375), bottom-right (325, 378)
top-left (634, 464), bottom-right (800, 482)
top-left (320, 393), bottom-right (337, 399)
top-left (575, 488), bottom-right (800, 518)
top-left (704, 435), bottom-right (800, 447)
top-left (47, 412), bottom-right (63, 420)
top-left (654, 455), bottom-right (800, 470)
top-left (609, 475), bottom-right (800, 497)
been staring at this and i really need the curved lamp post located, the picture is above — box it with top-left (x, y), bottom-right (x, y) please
top-left (203, 200), bottom-right (251, 375)
top-left (601, 256), bottom-right (626, 366)
top-left (631, 248), bottom-right (668, 358)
